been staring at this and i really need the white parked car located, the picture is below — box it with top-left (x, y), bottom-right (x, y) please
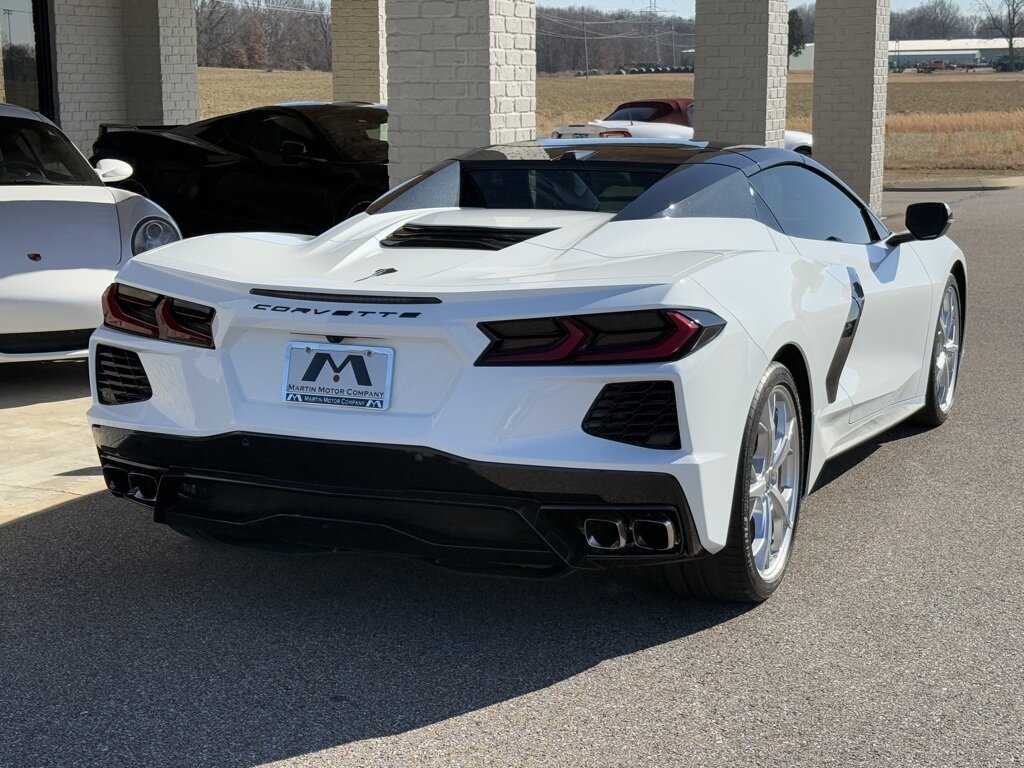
top-left (0, 103), bottom-right (180, 363)
top-left (553, 98), bottom-right (814, 154)
top-left (88, 140), bottom-right (965, 602)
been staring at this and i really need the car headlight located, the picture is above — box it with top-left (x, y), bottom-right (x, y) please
top-left (132, 217), bottom-right (180, 255)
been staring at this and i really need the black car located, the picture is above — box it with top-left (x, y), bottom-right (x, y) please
top-left (91, 102), bottom-right (389, 237)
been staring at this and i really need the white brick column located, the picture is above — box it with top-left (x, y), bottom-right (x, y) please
top-left (332, 0), bottom-right (387, 102)
top-left (0, 48), bottom-right (6, 103)
top-left (52, 0), bottom-right (198, 151)
top-left (693, 0), bottom-right (787, 147)
top-left (123, 0), bottom-right (199, 125)
top-left (385, 0), bottom-right (537, 185)
top-left (814, 0), bottom-right (890, 211)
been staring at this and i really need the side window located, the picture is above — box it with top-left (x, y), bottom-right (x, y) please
top-left (243, 114), bottom-right (328, 160)
top-left (750, 165), bottom-right (874, 244)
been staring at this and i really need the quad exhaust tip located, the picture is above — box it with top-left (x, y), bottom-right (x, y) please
top-left (631, 517), bottom-right (677, 552)
top-left (584, 517), bottom-right (628, 550)
top-left (127, 472), bottom-right (158, 503)
top-left (583, 515), bottom-right (678, 552)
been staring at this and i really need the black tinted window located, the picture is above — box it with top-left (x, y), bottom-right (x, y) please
top-left (606, 105), bottom-right (667, 122)
top-left (461, 165), bottom-right (666, 213)
top-left (312, 109), bottom-right (388, 162)
top-left (614, 163), bottom-right (758, 221)
top-left (750, 165), bottom-right (874, 244)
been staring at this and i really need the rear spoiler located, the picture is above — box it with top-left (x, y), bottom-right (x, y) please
top-left (96, 122), bottom-right (180, 140)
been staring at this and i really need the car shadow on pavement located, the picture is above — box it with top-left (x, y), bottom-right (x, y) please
top-left (0, 360), bottom-right (90, 409)
top-left (0, 494), bottom-right (747, 768)
top-left (813, 421), bottom-right (930, 491)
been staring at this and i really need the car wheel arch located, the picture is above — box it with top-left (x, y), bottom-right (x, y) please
top-left (771, 342), bottom-right (813, 495)
top-left (950, 259), bottom-right (967, 342)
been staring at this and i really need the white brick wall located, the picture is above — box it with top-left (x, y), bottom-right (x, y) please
top-left (814, 0), bottom-right (890, 211)
top-left (693, 0), bottom-right (787, 148)
top-left (53, 0), bottom-right (198, 151)
top-left (333, 0), bottom-right (387, 103)
top-left (385, 0), bottom-right (536, 184)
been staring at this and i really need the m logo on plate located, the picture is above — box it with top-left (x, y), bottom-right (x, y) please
top-left (301, 352), bottom-right (372, 386)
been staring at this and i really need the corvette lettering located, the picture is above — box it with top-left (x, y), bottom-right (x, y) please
top-left (253, 303), bottom-right (420, 318)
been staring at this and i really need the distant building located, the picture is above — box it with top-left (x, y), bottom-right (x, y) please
top-left (790, 38), bottom-right (1024, 71)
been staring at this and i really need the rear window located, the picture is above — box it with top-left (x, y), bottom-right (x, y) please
top-left (368, 160), bottom-right (673, 215)
top-left (461, 165), bottom-right (666, 213)
top-left (605, 104), bottom-right (670, 122)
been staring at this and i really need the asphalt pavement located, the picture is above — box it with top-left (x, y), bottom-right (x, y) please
top-left (1, 187), bottom-right (1021, 767)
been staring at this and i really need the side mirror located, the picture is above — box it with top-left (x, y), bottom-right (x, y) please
top-left (889, 202), bottom-right (951, 245)
top-left (906, 201), bottom-right (952, 240)
top-left (280, 140), bottom-right (307, 161)
top-left (94, 158), bottom-right (134, 184)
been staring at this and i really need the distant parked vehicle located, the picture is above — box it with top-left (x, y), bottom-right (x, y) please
top-left (91, 102), bottom-right (389, 237)
top-left (0, 103), bottom-right (180, 363)
top-left (992, 56), bottom-right (1024, 72)
top-left (552, 98), bottom-right (813, 154)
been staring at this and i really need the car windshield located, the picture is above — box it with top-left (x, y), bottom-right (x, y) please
top-left (0, 117), bottom-right (101, 186)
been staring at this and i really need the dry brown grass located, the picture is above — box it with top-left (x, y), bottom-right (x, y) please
top-left (199, 67), bottom-right (1024, 178)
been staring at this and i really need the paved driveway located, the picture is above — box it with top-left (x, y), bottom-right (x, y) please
top-left (1, 188), bottom-right (1021, 767)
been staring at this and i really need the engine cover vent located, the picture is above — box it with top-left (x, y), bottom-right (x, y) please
top-left (381, 224), bottom-right (554, 251)
top-left (95, 345), bottom-right (152, 406)
top-left (582, 381), bottom-right (680, 450)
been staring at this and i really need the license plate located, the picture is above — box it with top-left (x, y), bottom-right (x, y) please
top-left (282, 342), bottom-right (393, 410)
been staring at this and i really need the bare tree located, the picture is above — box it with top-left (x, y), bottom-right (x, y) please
top-left (977, 0), bottom-right (1024, 63)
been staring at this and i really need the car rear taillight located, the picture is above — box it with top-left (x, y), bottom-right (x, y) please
top-left (599, 130), bottom-right (632, 138)
top-left (476, 310), bottom-right (725, 366)
top-left (103, 283), bottom-right (216, 348)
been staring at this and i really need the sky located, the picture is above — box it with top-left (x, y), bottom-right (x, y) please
top-left (539, 0), bottom-right (970, 15)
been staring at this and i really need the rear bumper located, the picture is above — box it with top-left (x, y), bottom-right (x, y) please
top-left (94, 426), bottom-right (702, 572)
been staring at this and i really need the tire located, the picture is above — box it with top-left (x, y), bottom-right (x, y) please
top-left (795, 146), bottom-right (812, 157)
top-left (640, 362), bottom-right (805, 602)
top-left (913, 273), bottom-right (963, 427)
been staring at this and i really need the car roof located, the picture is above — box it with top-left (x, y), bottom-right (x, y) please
top-left (0, 103), bottom-right (50, 123)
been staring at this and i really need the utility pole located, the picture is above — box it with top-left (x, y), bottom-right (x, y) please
top-left (582, 9), bottom-right (590, 78)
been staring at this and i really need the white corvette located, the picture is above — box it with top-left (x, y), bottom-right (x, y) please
top-left (88, 140), bottom-right (966, 602)
top-left (0, 103), bottom-right (180, 362)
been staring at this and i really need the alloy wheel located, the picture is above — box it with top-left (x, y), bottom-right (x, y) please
top-left (748, 385), bottom-right (801, 582)
top-left (934, 283), bottom-right (961, 413)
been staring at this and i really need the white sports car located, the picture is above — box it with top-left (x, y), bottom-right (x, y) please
top-left (553, 98), bottom-right (814, 155)
top-left (0, 103), bottom-right (180, 362)
top-left (88, 140), bottom-right (965, 602)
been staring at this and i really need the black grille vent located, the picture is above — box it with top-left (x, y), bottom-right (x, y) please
top-left (95, 345), bottom-right (152, 405)
top-left (582, 381), bottom-right (680, 450)
top-left (381, 224), bottom-right (554, 251)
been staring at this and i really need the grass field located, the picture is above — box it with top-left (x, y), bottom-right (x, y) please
top-left (199, 67), bottom-right (1024, 179)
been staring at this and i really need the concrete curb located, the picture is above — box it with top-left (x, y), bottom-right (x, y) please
top-left (884, 176), bottom-right (1024, 192)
